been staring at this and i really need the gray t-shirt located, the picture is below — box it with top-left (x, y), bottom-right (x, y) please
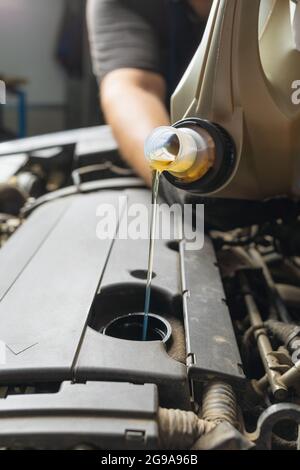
top-left (87, 0), bottom-right (205, 93)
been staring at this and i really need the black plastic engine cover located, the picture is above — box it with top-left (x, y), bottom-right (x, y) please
top-left (0, 185), bottom-right (244, 406)
top-left (0, 381), bottom-right (159, 450)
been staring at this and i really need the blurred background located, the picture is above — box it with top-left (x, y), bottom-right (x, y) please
top-left (0, 0), bottom-right (100, 142)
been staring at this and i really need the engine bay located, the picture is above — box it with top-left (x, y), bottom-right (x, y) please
top-left (0, 127), bottom-right (300, 450)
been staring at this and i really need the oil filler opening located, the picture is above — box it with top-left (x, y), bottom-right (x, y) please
top-left (88, 284), bottom-right (185, 359)
top-left (102, 313), bottom-right (172, 343)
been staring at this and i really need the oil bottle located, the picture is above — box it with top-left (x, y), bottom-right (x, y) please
top-left (145, 0), bottom-right (300, 200)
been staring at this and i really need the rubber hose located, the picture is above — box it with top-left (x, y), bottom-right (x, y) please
top-left (158, 408), bottom-right (216, 450)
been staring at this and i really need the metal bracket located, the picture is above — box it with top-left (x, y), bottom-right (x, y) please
top-left (248, 403), bottom-right (300, 449)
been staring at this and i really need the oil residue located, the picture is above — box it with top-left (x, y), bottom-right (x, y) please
top-left (142, 170), bottom-right (161, 341)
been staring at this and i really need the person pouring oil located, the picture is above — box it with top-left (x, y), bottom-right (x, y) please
top-left (88, 0), bottom-right (300, 338)
top-left (87, 0), bottom-right (213, 338)
top-left (87, 0), bottom-right (213, 187)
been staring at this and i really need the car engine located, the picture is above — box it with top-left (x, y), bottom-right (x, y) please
top-left (0, 126), bottom-right (299, 450)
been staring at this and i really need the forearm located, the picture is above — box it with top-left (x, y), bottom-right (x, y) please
top-left (101, 69), bottom-right (170, 186)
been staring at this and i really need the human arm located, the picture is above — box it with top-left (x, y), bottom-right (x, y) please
top-left (100, 68), bottom-right (170, 186)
